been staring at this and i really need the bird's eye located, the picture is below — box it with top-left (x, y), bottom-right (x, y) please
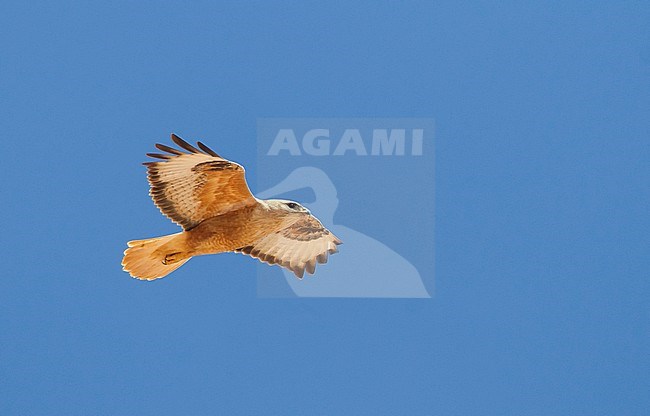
top-left (286, 202), bottom-right (298, 209)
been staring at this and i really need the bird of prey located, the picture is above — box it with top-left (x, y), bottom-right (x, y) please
top-left (122, 134), bottom-right (342, 280)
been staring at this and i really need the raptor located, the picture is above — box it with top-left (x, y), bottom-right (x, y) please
top-left (122, 134), bottom-right (342, 280)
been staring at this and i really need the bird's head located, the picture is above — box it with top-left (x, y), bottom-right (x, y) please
top-left (263, 199), bottom-right (311, 215)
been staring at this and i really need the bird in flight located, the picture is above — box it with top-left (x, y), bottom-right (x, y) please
top-left (122, 134), bottom-right (342, 280)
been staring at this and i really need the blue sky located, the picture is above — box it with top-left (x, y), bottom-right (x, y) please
top-left (1, 1), bottom-right (649, 415)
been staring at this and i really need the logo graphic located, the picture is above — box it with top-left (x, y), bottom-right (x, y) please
top-left (256, 119), bottom-right (434, 298)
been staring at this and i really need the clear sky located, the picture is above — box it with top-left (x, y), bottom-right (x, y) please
top-left (1, 1), bottom-right (648, 415)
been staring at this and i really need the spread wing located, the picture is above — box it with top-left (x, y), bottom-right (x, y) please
top-left (235, 216), bottom-right (342, 278)
top-left (144, 134), bottom-right (257, 230)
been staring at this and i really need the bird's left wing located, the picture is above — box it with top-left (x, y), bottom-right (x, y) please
top-left (235, 215), bottom-right (342, 278)
top-left (144, 134), bottom-right (257, 230)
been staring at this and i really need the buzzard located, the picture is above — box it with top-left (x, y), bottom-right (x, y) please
top-left (122, 134), bottom-right (342, 280)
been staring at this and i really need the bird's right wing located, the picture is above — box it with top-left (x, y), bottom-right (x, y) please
top-left (235, 215), bottom-right (342, 278)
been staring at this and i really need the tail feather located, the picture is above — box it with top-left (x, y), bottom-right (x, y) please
top-left (122, 232), bottom-right (190, 280)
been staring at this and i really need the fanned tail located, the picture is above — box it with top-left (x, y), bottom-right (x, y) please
top-left (122, 233), bottom-right (190, 280)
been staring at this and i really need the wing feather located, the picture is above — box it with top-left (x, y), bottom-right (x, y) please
top-left (154, 143), bottom-right (184, 155)
top-left (146, 153), bottom-right (172, 160)
top-left (197, 141), bottom-right (221, 157)
top-left (171, 133), bottom-right (201, 153)
top-left (235, 215), bottom-right (342, 278)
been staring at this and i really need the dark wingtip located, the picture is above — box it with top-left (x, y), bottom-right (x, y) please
top-left (317, 252), bottom-right (328, 264)
top-left (171, 133), bottom-right (200, 153)
top-left (293, 267), bottom-right (305, 279)
top-left (155, 143), bottom-right (183, 155)
top-left (197, 141), bottom-right (221, 157)
top-left (306, 259), bottom-right (316, 275)
top-left (146, 153), bottom-right (171, 160)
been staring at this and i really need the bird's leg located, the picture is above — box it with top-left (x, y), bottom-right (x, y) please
top-left (162, 252), bottom-right (184, 265)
